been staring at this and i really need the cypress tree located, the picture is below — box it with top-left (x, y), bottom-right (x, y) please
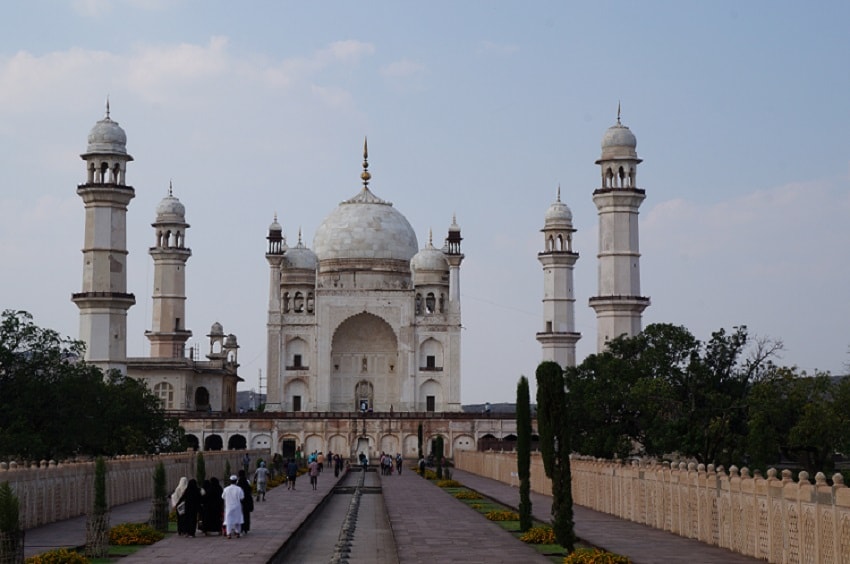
top-left (516, 375), bottom-right (533, 532)
top-left (536, 361), bottom-right (576, 552)
top-left (150, 462), bottom-right (169, 532)
top-left (196, 452), bottom-right (206, 485)
top-left (417, 423), bottom-right (424, 459)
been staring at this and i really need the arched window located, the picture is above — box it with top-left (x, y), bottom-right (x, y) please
top-left (306, 291), bottom-right (314, 313)
top-left (425, 293), bottom-right (436, 314)
top-left (293, 291), bottom-right (304, 313)
top-left (283, 292), bottom-right (291, 313)
top-left (154, 382), bottom-right (174, 410)
top-left (415, 293), bottom-right (422, 315)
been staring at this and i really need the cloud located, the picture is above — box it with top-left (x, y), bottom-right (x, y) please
top-left (380, 59), bottom-right (424, 79)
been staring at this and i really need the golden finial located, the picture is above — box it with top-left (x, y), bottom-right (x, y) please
top-left (361, 137), bottom-right (371, 189)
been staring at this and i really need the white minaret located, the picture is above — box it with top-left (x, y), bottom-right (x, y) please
top-left (537, 187), bottom-right (581, 366)
top-left (145, 183), bottom-right (192, 358)
top-left (264, 214), bottom-right (285, 412)
top-left (445, 215), bottom-right (464, 304)
top-left (589, 108), bottom-right (650, 352)
top-left (72, 102), bottom-right (135, 374)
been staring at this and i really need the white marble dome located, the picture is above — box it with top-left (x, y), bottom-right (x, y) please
top-left (544, 199), bottom-right (573, 228)
top-left (284, 240), bottom-right (318, 270)
top-left (600, 122), bottom-right (638, 160)
top-left (313, 187), bottom-right (418, 264)
top-left (411, 239), bottom-right (449, 272)
top-left (155, 194), bottom-right (185, 220)
top-left (87, 116), bottom-right (128, 155)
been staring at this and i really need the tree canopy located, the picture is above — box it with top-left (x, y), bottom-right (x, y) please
top-left (564, 322), bottom-right (849, 472)
top-left (0, 310), bottom-right (185, 460)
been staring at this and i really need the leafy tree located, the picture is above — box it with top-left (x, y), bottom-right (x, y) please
top-left (536, 361), bottom-right (575, 551)
top-left (749, 370), bottom-right (849, 474)
top-left (0, 310), bottom-right (186, 460)
top-left (566, 323), bottom-right (781, 466)
top-left (516, 375), bottom-right (532, 532)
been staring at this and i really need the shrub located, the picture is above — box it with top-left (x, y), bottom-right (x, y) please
top-left (520, 526), bottom-right (557, 544)
top-left (423, 469), bottom-right (438, 480)
top-left (563, 548), bottom-right (632, 564)
top-left (486, 510), bottom-right (519, 521)
top-left (0, 481), bottom-right (20, 533)
top-left (436, 479), bottom-right (462, 488)
top-left (25, 548), bottom-right (89, 564)
top-left (453, 490), bottom-right (483, 500)
top-left (109, 522), bottom-right (165, 545)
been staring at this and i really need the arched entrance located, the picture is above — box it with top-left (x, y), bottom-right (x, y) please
top-left (330, 313), bottom-right (399, 412)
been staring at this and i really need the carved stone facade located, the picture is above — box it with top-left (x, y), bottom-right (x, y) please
top-left (264, 144), bottom-right (464, 413)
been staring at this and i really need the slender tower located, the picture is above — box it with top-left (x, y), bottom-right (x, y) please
top-left (589, 108), bottom-right (650, 352)
top-left (145, 183), bottom-right (192, 358)
top-left (72, 102), bottom-right (135, 374)
top-left (264, 214), bottom-right (285, 411)
top-left (537, 187), bottom-right (581, 366)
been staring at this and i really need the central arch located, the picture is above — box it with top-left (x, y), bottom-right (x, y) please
top-left (330, 312), bottom-right (399, 411)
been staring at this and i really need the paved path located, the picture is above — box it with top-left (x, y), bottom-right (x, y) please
top-left (452, 469), bottom-right (762, 564)
top-left (22, 466), bottom-right (764, 563)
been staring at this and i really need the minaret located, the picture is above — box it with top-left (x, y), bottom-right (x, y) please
top-left (71, 101), bottom-right (135, 374)
top-left (537, 187), bottom-right (581, 366)
top-left (265, 214), bottom-right (285, 411)
top-left (445, 214), bottom-right (464, 304)
top-left (145, 182), bottom-right (192, 358)
top-left (589, 107), bottom-right (650, 352)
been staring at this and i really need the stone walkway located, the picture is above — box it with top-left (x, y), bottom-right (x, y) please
top-left (22, 466), bottom-right (764, 563)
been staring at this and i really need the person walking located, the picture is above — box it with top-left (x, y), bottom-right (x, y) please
top-left (171, 476), bottom-right (189, 537)
top-left (253, 461), bottom-right (270, 501)
top-left (221, 475), bottom-right (244, 539)
top-left (309, 457), bottom-right (319, 490)
top-left (396, 453), bottom-right (403, 475)
top-left (237, 470), bottom-right (254, 535)
top-left (200, 478), bottom-right (223, 536)
top-left (175, 479), bottom-right (202, 537)
top-left (286, 458), bottom-right (298, 490)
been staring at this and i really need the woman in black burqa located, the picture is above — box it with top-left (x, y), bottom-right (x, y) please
top-left (237, 470), bottom-right (254, 534)
top-left (200, 477), bottom-right (224, 535)
top-left (176, 478), bottom-right (202, 537)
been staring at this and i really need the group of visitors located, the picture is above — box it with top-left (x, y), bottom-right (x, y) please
top-left (379, 452), bottom-right (403, 475)
top-left (171, 470), bottom-right (255, 539)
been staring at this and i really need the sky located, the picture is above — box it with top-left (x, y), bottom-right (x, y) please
top-left (2, 1), bottom-right (849, 403)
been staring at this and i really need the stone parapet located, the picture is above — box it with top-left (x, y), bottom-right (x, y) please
top-left (0, 450), bottom-right (266, 530)
top-left (455, 451), bottom-right (850, 564)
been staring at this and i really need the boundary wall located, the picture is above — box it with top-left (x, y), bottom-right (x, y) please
top-left (455, 450), bottom-right (850, 564)
top-left (0, 449), bottom-right (267, 530)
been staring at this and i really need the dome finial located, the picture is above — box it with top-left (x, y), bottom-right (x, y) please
top-left (298, 226), bottom-right (303, 245)
top-left (105, 96), bottom-right (110, 119)
top-left (168, 179), bottom-right (173, 197)
top-left (617, 101), bottom-right (621, 125)
top-left (429, 228), bottom-right (433, 246)
top-left (274, 212), bottom-right (278, 222)
top-left (360, 137), bottom-right (371, 189)
top-left (557, 184), bottom-right (561, 202)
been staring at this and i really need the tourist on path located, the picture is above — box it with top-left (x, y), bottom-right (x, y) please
top-left (171, 476), bottom-right (189, 536)
top-left (222, 475), bottom-right (244, 539)
top-left (237, 470), bottom-right (254, 534)
top-left (175, 478), bottom-right (201, 537)
top-left (286, 458), bottom-right (298, 490)
top-left (253, 461), bottom-right (270, 501)
top-left (309, 458), bottom-right (319, 490)
top-left (200, 478), bottom-right (223, 535)
top-left (396, 453), bottom-right (403, 475)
